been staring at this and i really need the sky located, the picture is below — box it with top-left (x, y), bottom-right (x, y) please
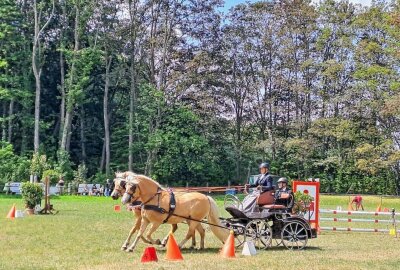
top-left (223, 0), bottom-right (372, 12)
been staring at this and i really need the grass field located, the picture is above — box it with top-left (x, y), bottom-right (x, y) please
top-left (1, 194), bottom-right (400, 270)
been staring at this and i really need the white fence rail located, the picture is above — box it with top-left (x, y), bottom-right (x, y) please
top-left (319, 208), bottom-right (398, 234)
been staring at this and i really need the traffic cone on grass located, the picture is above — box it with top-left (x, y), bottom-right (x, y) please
top-left (6, 204), bottom-right (16, 219)
top-left (165, 233), bottom-right (183, 261)
top-left (141, 246), bottom-right (158, 263)
top-left (220, 230), bottom-right (235, 258)
top-left (241, 241), bottom-right (256, 256)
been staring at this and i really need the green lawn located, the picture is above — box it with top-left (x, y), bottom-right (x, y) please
top-left (1, 194), bottom-right (400, 270)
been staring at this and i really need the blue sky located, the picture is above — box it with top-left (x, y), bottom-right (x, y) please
top-left (223, 0), bottom-right (372, 11)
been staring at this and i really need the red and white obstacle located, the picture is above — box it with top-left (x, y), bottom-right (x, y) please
top-left (319, 208), bottom-right (399, 235)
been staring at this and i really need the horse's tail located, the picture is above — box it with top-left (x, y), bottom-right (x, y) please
top-left (207, 196), bottom-right (230, 244)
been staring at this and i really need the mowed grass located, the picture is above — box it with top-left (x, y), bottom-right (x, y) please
top-left (1, 194), bottom-right (400, 270)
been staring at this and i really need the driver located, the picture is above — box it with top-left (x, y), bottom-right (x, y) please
top-left (248, 162), bottom-right (273, 192)
top-left (274, 178), bottom-right (294, 211)
top-left (242, 162), bottom-right (273, 213)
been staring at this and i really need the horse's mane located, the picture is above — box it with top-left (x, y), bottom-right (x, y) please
top-left (132, 174), bottom-right (165, 190)
top-left (116, 171), bottom-right (165, 190)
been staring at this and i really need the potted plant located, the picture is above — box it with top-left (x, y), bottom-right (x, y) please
top-left (292, 191), bottom-right (314, 216)
top-left (20, 182), bottom-right (43, 215)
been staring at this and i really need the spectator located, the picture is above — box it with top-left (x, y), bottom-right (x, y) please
top-left (91, 184), bottom-right (98, 196)
top-left (99, 185), bottom-right (104, 196)
top-left (57, 177), bottom-right (65, 195)
top-left (83, 184), bottom-right (89, 195)
top-left (105, 179), bottom-right (111, 197)
top-left (3, 181), bottom-right (11, 195)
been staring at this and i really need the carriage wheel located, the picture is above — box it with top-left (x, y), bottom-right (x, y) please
top-left (233, 226), bottom-right (246, 248)
top-left (244, 219), bottom-right (272, 249)
top-left (281, 221), bottom-right (308, 250)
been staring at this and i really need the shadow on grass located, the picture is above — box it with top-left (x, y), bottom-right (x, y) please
top-left (154, 247), bottom-right (222, 254)
top-left (267, 245), bottom-right (323, 251)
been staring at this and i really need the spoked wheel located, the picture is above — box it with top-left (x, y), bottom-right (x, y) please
top-left (233, 225), bottom-right (246, 248)
top-left (281, 221), bottom-right (308, 250)
top-left (244, 219), bottom-right (272, 249)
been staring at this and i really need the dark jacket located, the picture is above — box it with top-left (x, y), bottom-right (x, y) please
top-left (250, 173), bottom-right (273, 192)
top-left (274, 188), bottom-right (294, 210)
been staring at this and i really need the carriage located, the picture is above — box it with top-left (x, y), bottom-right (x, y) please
top-left (220, 190), bottom-right (317, 250)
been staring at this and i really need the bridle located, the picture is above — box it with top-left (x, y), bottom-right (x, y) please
top-left (124, 181), bottom-right (162, 207)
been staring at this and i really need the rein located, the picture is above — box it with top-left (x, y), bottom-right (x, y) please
top-left (125, 184), bottom-right (176, 224)
top-left (123, 181), bottom-right (229, 231)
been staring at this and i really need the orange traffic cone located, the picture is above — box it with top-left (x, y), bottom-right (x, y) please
top-left (165, 233), bottom-right (183, 261)
top-left (220, 230), bottom-right (235, 258)
top-left (114, 205), bottom-right (121, 212)
top-left (141, 246), bottom-right (158, 263)
top-left (6, 204), bottom-right (16, 219)
top-left (376, 204), bottom-right (382, 212)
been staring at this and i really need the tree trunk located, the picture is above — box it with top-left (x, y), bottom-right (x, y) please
top-left (58, 0), bottom-right (67, 145)
top-left (32, 0), bottom-right (54, 153)
top-left (99, 140), bottom-right (105, 172)
top-left (104, 55), bottom-right (112, 176)
top-left (80, 106), bottom-right (86, 164)
top-left (128, 0), bottom-right (138, 171)
top-left (32, 0), bottom-right (40, 153)
top-left (60, 1), bottom-right (79, 151)
top-left (2, 102), bottom-right (6, 141)
top-left (7, 99), bottom-right (14, 142)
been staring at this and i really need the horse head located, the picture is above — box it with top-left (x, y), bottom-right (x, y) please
top-left (121, 177), bottom-right (140, 205)
top-left (111, 174), bottom-right (127, 200)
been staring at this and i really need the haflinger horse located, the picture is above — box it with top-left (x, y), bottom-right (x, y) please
top-left (121, 174), bottom-right (229, 251)
top-left (111, 172), bottom-right (198, 252)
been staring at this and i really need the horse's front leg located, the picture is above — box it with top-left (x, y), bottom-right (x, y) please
top-left (161, 224), bottom-right (178, 246)
top-left (121, 215), bottom-right (142, 250)
top-left (126, 218), bottom-right (150, 252)
top-left (144, 222), bottom-right (162, 245)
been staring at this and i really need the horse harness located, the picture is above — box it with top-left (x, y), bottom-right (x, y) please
top-left (140, 187), bottom-right (176, 224)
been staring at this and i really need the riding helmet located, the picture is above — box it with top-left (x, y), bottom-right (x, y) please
top-left (259, 162), bottom-right (270, 169)
top-left (277, 177), bottom-right (288, 184)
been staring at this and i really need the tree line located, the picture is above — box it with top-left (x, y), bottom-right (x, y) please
top-left (0, 0), bottom-right (399, 194)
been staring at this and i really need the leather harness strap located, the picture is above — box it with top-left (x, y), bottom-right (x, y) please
top-left (163, 190), bottom-right (176, 224)
top-left (141, 188), bottom-right (176, 224)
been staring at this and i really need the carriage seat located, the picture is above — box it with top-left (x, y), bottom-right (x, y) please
top-left (256, 190), bottom-right (275, 206)
top-left (259, 193), bottom-right (290, 210)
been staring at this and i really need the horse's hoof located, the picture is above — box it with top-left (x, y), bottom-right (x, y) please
top-left (121, 246), bottom-right (127, 251)
top-left (155, 239), bottom-right (161, 245)
top-left (126, 248), bottom-right (134, 253)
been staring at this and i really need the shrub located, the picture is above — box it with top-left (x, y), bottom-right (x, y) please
top-left (20, 182), bottom-right (43, 209)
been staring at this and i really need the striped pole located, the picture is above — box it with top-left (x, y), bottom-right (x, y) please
top-left (320, 217), bottom-right (392, 223)
top-left (319, 209), bottom-right (396, 216)
top-left (320, 227), bottom-right (400, 233)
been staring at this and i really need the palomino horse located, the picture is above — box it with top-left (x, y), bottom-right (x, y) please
top-left (121, 174), bottom-right (229, 251)
top-left (111, 172), bottom-right (197, 251)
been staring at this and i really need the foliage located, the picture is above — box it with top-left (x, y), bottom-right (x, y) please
top-left (0, 0), bottom-right (400, 195)
top-left (30, 153), bottom-right (49, 179)
top-left (42, 169), bottom-right (60, 185)
top-left (56, 150), bottom-right (74, 181)
top-left (20, 182), bottom-right (43, 209)
top-left (73, 164), bottom-right (87, 185)
top-left (0, 142), bottom-right (29, 183)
